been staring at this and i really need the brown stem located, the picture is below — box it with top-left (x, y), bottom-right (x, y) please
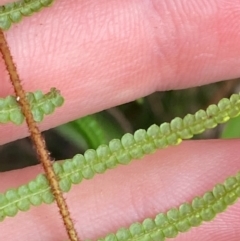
top-left (0, 30), bottom-right (79, 241)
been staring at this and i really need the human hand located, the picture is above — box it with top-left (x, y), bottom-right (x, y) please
top-left (0, 0), bottom-right (240, 240)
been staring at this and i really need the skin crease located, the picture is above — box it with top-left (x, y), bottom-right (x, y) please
top-left (0, 0), bottom-right (239, 240)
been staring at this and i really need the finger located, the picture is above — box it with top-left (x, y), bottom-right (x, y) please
top-left (0, 0), bottom-right (15, 4)
top-left (0, 0), bottom-right (240, 144)
top-left (1, 140), bottom-right (240, 241)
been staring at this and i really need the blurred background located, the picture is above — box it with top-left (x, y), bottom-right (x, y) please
top-left (0, 78), bottom-right (240, 172)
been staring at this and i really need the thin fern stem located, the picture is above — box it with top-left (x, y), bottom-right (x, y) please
top-left (0, 29), bottom-right (79, 241)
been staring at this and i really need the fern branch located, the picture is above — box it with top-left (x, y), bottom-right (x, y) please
top-left (92, 173), bottom-right (240, 241)
top-left (0, 88), bottom-right (64, 124)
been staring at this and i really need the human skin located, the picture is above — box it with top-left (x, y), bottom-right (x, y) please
top-left (0, 0), bottom-right (240, 240)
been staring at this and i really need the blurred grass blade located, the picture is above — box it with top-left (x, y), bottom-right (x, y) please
top-left (55, 112), bottom-right (125, 150)
top-left (221, 115), bottom-right (240, 138)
